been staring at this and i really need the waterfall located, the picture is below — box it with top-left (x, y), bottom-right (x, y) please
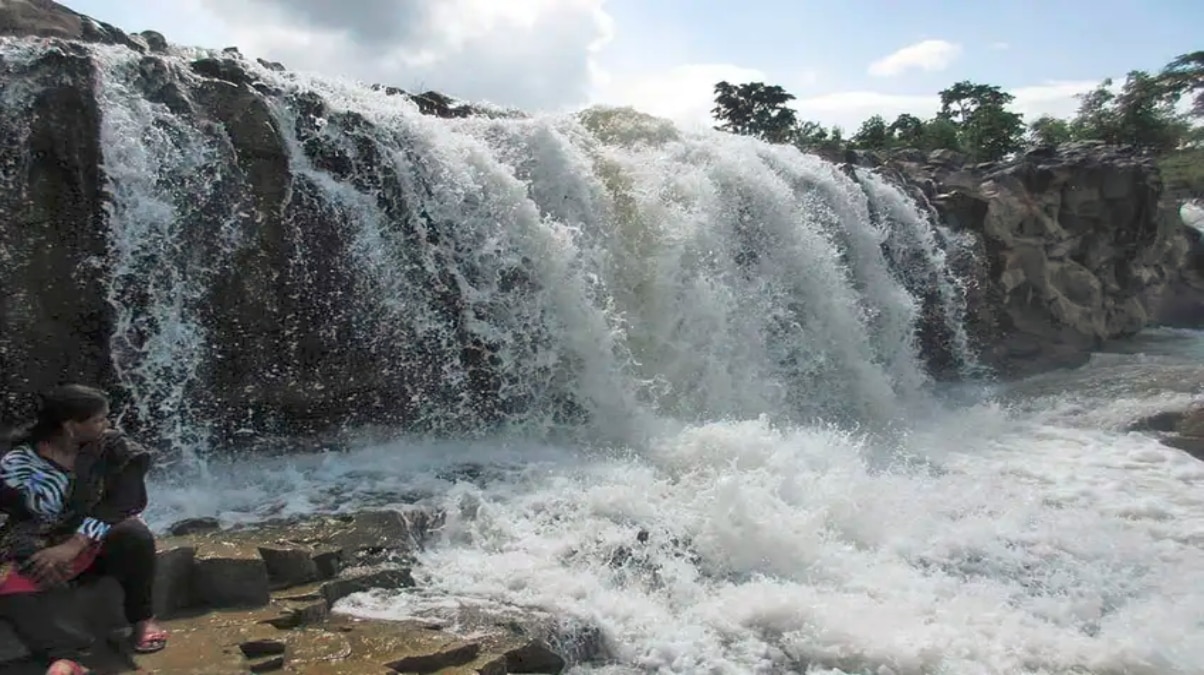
top-left (11, 41), bottom-right (977, 452)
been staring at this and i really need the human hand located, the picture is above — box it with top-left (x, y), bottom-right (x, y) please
top-left (26, 540), bottom-right (86, 586)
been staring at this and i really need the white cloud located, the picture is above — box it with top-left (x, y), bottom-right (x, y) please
top-left (1009, 80), bottom-right (1097, 119)
top-left (868, 39), bottom-right (962, 78)
top-left (193, 0), bottom-right (615, 110)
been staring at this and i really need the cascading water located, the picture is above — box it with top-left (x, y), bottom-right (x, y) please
top-left (4, 39), bottom-right (1203, 674)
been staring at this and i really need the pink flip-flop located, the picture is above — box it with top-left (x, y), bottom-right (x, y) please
top-left (133, 625), bottom-right (169, 654)
top-left (45, 660), bottom-right (89, 675)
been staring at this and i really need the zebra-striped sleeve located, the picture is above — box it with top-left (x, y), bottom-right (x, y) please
top-left (77, 516), bottom-right (112, 541)
top-left (0, 447), bottom-right (70, 520)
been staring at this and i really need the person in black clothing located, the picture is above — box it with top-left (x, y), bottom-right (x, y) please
top-left (0, 384), bottom-right (168, 672)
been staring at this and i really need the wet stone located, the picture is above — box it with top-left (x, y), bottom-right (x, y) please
top-left (320, 568), bottom-right (416, 608)
top-left (168, 516), bottom-right (221, 536)
top-left (240, 637), bottom-right (287, 657)
top-left (259, 544), bottom-right (320, 588)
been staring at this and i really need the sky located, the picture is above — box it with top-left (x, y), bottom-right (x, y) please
top-left (66, 0), bottom-right (1204, 133)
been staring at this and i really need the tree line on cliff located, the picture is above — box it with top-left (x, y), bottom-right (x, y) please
top-left (710, 50), bottom-right (1204, 193)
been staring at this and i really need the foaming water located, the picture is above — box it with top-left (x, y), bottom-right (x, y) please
top-left (145, 333), bottom-right (1204, 675)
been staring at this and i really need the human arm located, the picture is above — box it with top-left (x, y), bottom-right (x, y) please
top-left (73, 431), bottom-right (152, 542)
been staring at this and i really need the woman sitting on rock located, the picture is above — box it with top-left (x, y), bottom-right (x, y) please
top-left (0, 384), bottom-right (168, 672)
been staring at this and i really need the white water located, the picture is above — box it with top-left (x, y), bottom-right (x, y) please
top-left (4, 40), bottom-right (1203, 673)
top-left (144, 330), bottom-right (1204, 675)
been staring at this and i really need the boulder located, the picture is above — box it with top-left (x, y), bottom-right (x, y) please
top-left (1126, 406), bottom-right (1204, 462)
top-left (0, 0), bottom-right (140, 49)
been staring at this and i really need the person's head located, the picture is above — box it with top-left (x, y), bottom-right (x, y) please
top-left (12, 384), bottom-right (111, 448)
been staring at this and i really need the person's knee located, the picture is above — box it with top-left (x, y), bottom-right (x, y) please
top-left (106, 517), bottom-right (155, 554)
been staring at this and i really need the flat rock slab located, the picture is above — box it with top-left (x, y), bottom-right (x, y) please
top-left (153, 508), bottom-right (437, 616)
top-left (134, 610), bottom-right (548, 674)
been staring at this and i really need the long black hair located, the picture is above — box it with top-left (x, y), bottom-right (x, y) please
top-left (8, 384), bottom-right (110, 448)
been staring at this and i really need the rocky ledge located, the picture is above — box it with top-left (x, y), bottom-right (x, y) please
top-left (1128, 405), bottom-right (1204, 461)
top-left (858, 144), bottom-right (1204, 377)
top-left (0, 509), bottom-right (605, 674)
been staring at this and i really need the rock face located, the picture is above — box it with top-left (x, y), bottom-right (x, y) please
top-left (0, 509), bottom-right (605, 673)
top-left (1127, 405), bottom-right (1204, 461)
top-left (861, 143), bottom-right (1204, 376)
top-left (1, 0), bottom-right (1201, 446)
top-left (1151, 221), bottom-right (1204, 329)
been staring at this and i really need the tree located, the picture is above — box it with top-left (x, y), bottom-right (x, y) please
top-left (888, 114), bottom-right (926, 148)
top-left (1159, 51), bottom-right (1204, 116)
top-left (793, 120), bottom-right (833, 151)
top-left (712, 81), bottom-right (799, 144)
top-left (1029, 115), bottom-right (1074, 146)
top-left (1070, 71), bottom-right (1189, 153)
top-left (921, 117), bottom-right (962, 153)
top-left (937, 81), bottom-right (1024, 161)
top-left (938, 81), bottom-right (1014, 124)
top-left (851, 115), bottom-right (890, 150)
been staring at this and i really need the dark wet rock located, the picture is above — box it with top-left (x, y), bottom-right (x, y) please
top-left (239, 638), bottom-right (286, 658)
top-left (1126, 406), bottom-right (1204, 462)
top-left (168, 516), bottom-right (221, 536)
top-left (0, 0), bottom-right (141, 50)
top-left (189, 56), bottom-right (255, 86)
top-left (138, 29), bottom-right (167, 52)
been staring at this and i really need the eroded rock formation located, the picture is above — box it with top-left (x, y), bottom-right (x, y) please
top-left (860, 143), bottom-right (1203, 376)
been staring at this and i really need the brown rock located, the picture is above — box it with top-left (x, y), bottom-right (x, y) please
top-left (249, 655), bottom-right (286, 672)
top-left (192, 540), bottom-right (272, 608)
top-left (259, 545), bottom-right (321, 588)
top-left (152, 545), bottom-right (197, 618)
top-left (383, 640), bottom-right (481, 672)
top-left (865, 142), bottom-right (1195, 377)
top-left (1176, 406), bottom-right (1204, 437)
top-left (320, 568), bottom-right (416, 608)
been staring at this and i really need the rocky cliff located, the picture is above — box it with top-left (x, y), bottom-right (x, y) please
top-left (0, 0), bottom-right (1201, 447)
top-left (859, 144), bottom-right (1203, 376)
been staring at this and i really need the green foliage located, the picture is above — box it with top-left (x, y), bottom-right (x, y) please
top-left (920, 117), bottom-right (962, 153)
top-left (1069, 71), bottom-right (1190, 153)
top-left (707, 49), bottom-right (1204, 167)
top-left (1029, 115), bottom-right (1074, 146)
top-left (1160, 147), bottom-right (1204, 199)
top-left (935, 81), bottom-right (1024, 161)
top-left (711, 81), bottom-right (799, 144)
top-left (1159, 51), bottom-right (1204, 115)
top-left (851, 115), bottom-right (890, 150)
top-left (888, 114), bottom-right (926, 147)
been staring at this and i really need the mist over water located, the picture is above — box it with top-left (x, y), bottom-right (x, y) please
top-left (4, 39), bottom-right (1202, 673)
